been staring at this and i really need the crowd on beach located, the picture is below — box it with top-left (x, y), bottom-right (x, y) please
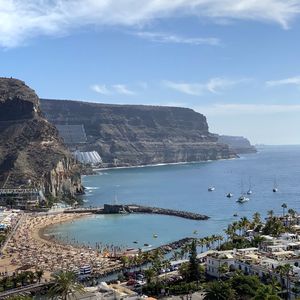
top-left (0, 213), bottom-right (123, 277)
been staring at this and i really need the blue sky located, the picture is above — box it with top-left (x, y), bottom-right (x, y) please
top-left (1, 1), bottom-right (300, 144)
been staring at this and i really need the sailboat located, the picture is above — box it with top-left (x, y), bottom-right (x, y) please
top-left (273, 178), bottom-right (278, 192)
top-left (237, 179), bottom-right (249, 203)
top-left (247, 177), bottom-right (252, 195)
top-left (208, 186), bottom-right (215, 191)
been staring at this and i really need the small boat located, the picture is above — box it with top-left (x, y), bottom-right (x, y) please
top-left (226, 193), bottom-right (233, 198)
top-left (193, 230), bottom-right (198, 235)
top-left (273, 178), bottom-right (278, 192)
top-left (236, 196), bottom-right (249, 203)
top-left (133, 241), bottom-right (138, 244)
top-left (153, 234), bottom-right (158, 238)
top-left (233, 213), bottom-right (238, 217)
top-left (208, 186), bottom-right (215, 191)
top-left (247, 177), bottom-right (252, 195)
top-left (144, 243), bottom-right (150, 247)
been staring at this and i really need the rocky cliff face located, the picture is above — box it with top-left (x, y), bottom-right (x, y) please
top-left (0, 78), bottom-right (82, 199)
top-left (217, 135), bottom-right (257, 154)
top-left (41, 99), bottom-right (237, 166)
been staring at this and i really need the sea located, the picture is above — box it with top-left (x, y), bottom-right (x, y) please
top-left (45, 145), bottom-right (300, 251)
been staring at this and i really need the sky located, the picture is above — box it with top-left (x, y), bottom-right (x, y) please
top-left (1, 1), bottom-right (300, 145)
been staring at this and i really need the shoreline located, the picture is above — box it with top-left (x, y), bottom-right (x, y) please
top-left (37, 212), bottom-right (92, 249)
top-left (93, 156), bottom-right (239, 172)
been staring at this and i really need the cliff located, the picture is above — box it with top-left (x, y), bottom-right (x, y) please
top-left (0, 78), bottom-right (83, 199)
top-left (40, 99), bottom-right (237, 166)
top-left (217, 135), bottom-right (257, 154)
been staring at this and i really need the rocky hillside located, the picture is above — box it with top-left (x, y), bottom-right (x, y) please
top-left (0, 78), bottom-right (82, 199)
top-left (217, 135), bottom-right (257, 154)
top-left (41, 99), bottom-right (237, 166)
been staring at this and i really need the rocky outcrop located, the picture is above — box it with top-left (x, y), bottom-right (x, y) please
top-left (217, 135), bottom-right (257, 154)
top-left (41, 99), bottom-right (237, 166)
top-left (0, 78), bottom-right (83, 199)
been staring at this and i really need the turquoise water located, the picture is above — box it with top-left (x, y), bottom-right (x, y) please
top-left (46, 146), bottom-right (300, 248)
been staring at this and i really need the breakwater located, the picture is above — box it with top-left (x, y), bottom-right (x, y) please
top-left (64, 204), bottom-right (209, 221)
top-left (125, 204), bottom-right (209, 220)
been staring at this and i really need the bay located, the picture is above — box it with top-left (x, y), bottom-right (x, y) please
top-left (45, 145), bottom-right (300, 249)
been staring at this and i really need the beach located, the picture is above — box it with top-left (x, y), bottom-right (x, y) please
top-left (0, 213), bottom-right (122, 279)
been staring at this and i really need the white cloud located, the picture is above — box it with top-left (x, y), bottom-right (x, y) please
top-left (91, 83), bottom-right (135, 96)
top-left (90, 84), bottom-right (111, 95)
top-left (133, 31), bottom-right (220, 46)
top-left (112, 84), bottom-right (136, 95)
top-left (1, 0), bottom-right (300, 47)
top-left (194, 103), bottom-right (300, 116)
top-left (163, 78), bottom-right (245, 95)
top-left (266, 76), bottom-right (300, 87)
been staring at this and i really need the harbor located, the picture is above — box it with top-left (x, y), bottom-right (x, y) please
top-left (64, 204), bottom-right (209, 221)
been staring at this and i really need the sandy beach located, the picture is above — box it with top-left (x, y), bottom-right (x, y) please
top-left (0, 213), bottom-right (122, 279)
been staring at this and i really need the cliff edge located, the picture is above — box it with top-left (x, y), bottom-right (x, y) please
top-left (41, 99), bottom-right (237, 166)
top-left (0, 78), bottom-right (82, 199)
top-left (217, 135), bottom-right (257, 154)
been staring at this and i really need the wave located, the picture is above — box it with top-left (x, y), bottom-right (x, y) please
top-left (85, 187), bottom-right (99, 190)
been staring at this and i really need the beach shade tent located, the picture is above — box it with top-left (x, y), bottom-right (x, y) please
top-left (0, 223), bottom-right (7, 230)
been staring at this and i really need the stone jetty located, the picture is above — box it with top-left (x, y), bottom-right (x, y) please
top-left (65, 204), bottom-right (209, 220)
top-left (125, 204), bottom-right (209, 220)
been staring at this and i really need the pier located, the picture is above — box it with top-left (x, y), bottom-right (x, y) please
top-left (64, 204), bottom-right (209, 220)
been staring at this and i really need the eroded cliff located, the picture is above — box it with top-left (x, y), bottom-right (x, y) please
top-left (0, 78), bottom-right (82, 199)
top-left (41, 99), bottom-right (237, 166)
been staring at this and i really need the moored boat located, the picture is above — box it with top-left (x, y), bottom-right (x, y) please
top-left (236, 196), bottom-right (249, 203)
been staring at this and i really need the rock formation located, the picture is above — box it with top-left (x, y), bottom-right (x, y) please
top-left (217, 135), bottom-right (257, 154)
top-left (0, 78), bottom-right (82, 199)
top-left (41, 99), bottom-right (237, 166)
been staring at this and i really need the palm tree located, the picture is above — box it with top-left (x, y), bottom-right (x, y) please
top-left (276, 264), bottom-right (293, 298)
top-left (252, 212), bottom-right (261, 227)
top-left (252, 285), bottom-right (281, 300)
top-left (268, 210), bottom-right (274, 218)
top-left (48, 270), bottom-right (84, 300)
top-left (288, 209), bottom-right (296, 218)
top-left (144, 268), bottom-right (156, 284)
top-left (204, 281), bottom-right (236, 300)
top-left (281, 203), bottom-right (287, 217)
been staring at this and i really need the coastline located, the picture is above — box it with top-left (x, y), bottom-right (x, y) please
top-left (37, 212), bottom-right (92, 249)
top-left (94, 156), bottom-right (239, 172)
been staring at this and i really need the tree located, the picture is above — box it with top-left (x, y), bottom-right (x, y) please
top-left (276, 264), bottom-right (293, 299)
top-left (48, 271), bottom-right (84, 300)
top-left (252, 212), bottom-right (261, 229)
top-left (230, 273), bottom-right (262, 298)
top-left (252, 285), bottom-right (281, 300)
top-left (188, 239), bottom-right (200, 282)
top-left (204, 281), bottom-right (236, 300)
top-left (35, 269), bottom-right (44, 283)
top-left (218, 263), bottom-right (229, 280)
top-left (120, 256), bottom-right (129, 268)
top-left (268, 210), bottom-right (274, 218)
top-left (262, 217), bottom-right (285, 237)
top-left (282, 203), bottom-right (287, 217)
top-left (144, 268), bottom-right (156, 284)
